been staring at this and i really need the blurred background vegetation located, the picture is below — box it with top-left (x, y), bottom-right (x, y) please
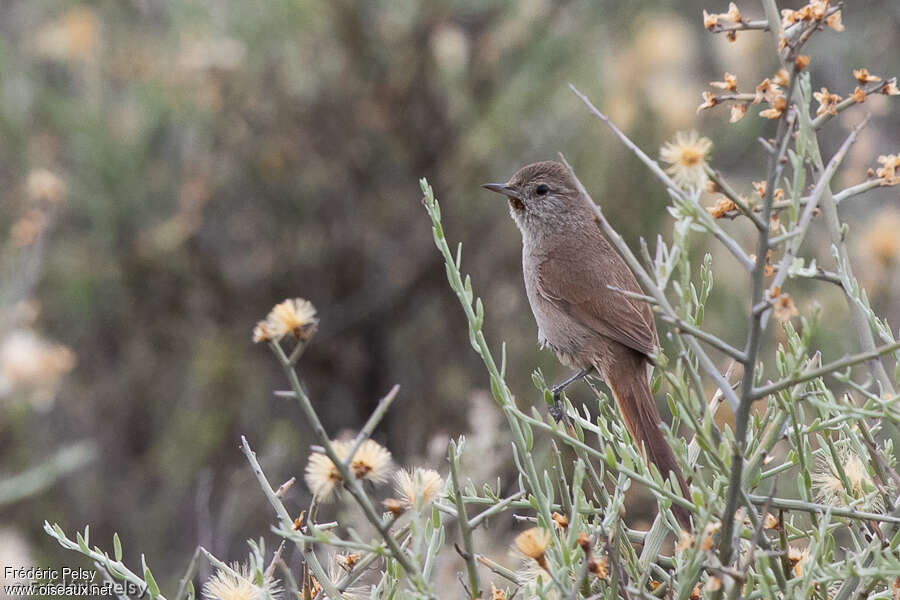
top-left (1, 0), bottom-right (899, 591)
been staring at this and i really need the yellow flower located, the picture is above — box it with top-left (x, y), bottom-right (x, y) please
top-left (394, 467), bottom-right (444, 508)
top-left (263, 298), bottom-right (318, 342)
top-left (853, 68), bottom-right (881, 84)
top-left (660, 131), bottom-right (713, 190)
top-left (813, 87), bottom-right (842, 116)
top-left (202, 563), bottom-right (280, 600)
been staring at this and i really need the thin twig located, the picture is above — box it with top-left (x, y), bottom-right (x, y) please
top-left (751, 339), bottom-right (900, 400)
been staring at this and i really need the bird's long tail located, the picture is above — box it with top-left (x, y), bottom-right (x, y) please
top-left (601, 349), bottom-right (692, 530)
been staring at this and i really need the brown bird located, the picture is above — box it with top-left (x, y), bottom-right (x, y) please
top-left (483, 160), bottom-right (691, 528)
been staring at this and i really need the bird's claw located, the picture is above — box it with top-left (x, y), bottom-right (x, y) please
top-left (549, 392), bottom-right (565, 423)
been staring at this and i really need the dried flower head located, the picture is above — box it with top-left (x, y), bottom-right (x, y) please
top-left (335, 553), bottom-right (361, 572)
top-left (202, 563), bottom-right (281, 600)
top-left (773, 69), bottom-right (790, 88)
top-left (305, 439), bottom-right (393, 501)
top-left (25, 169), bottom-right (67, 205)
top-left (660, 131), bottom-right (712, 190)
top-left (587, 555), bottom-right (609, 579)
top-left (752, 181), bottom-right (767, 197)
top-left (707, 197), bottom-right (737, 219)
top-left (825, 10), bottom-right (844, 31)
top-left (10, 210), bottom-right (49, 247)
top-left (252, 321), bottom-right (271, 343)
top-left (394, 467), bottom-right (444, 508)
top-left (730, 103), bottom-right (748, 123)
top-left (860, 209), bottom-right (900, 266)
top-left (812, 450), bottom-right (881, 510)
top-left (383, 497), bottom-right (407, 517)
top-left (762, 512), bottom-right (779, 529)
top-left (706, 576), bottom-right (723, 592)
top-left (490, 583), bottom-right (506, 600)
top-left (514, 527), bottom-right (551, 568)
top-left (753, 79), bottom-right (780, 104)
top-left (349, 439), bottom-right (393, 483)
top-left (576, 532), bottom-right (591, 552)
top-left (759, 95), bottom-right (787, 119)
top-left (702, 10), bottom-right (718, 30)
top-left (851, 87), bottom-right (867, 104)
top-left (787, 546), bottom-right (810, 577)
top-left (262, 298), bottom-right (318, 342)
top-left (883, 79), bottom-right (899, 96)
top-left (725, 29), bottom-right (737, 43)
top-left (853, 68), bottom-right (881, 85)
top-left (813, 87), bottom-right (842, 116)
top-left (676, 530), bottom-right (694, 551)
top-left (697, 91), bottom-right (718, 113)
top-left (771, 292), bottom-right (798, 322)
top-left (710, 72), bottom-right (738, 91)
top-left (305, 444), bottom-right (345, 501)
top-left (551, 512), bottom-right (568, 530)
top-left (794, 55), bottom-right (810, 71)
top-left (876, 154), bottom-right (900, 186)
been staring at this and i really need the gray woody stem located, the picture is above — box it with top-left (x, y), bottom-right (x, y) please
top-left (751, 339), bottom-right (900, 400)
top-left (240, 436), bottom-right (346, 600)
top-left (268, 341), bottom-right (433, 597)
top-left (448, 441), bottom-right (482, 599)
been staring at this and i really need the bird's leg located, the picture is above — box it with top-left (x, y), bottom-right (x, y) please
top-left (548, 367), bottom-right (592, 422)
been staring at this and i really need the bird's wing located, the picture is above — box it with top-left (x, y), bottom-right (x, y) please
top-left (536, 239), bottom-right (658, 357)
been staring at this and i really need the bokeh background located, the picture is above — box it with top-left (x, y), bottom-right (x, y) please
top-left (1, 0), bottom-right (899, 592)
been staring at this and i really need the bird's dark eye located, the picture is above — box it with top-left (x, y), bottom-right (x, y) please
top-left (535, 184), bottom-right (550, 196)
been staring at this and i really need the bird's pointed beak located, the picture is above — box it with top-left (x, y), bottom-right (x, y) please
top-left (481, 182), bottom-right (521, 199)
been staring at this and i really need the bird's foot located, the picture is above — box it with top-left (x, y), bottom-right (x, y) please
top-left (549, 392), bottom-right (565, 423)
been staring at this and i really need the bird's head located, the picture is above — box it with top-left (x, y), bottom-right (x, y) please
top-left (482, 160), bottom-right (589, 236)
